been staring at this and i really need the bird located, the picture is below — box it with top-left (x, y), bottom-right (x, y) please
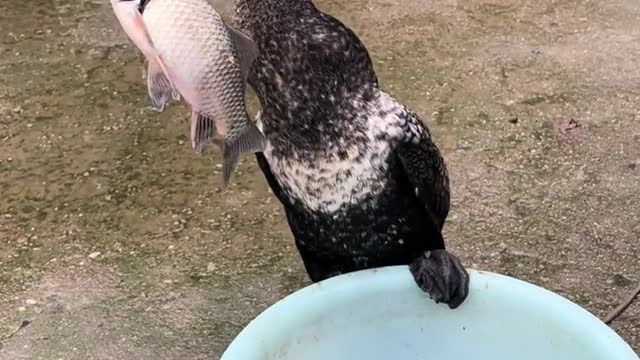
top-left (233, 0), bottom-right (469, 308)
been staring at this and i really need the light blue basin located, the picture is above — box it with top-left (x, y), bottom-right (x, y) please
top-left (222, 266), bottom-right (638, 360)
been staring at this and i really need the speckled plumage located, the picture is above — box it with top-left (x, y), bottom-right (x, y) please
top-left (234, 0), bottom-right (468, 308)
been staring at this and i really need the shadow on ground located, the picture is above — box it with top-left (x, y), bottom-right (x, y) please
top-left (0, 0), bottom-right (638, 358)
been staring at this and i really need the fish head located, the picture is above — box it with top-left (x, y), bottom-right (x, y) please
top-left (109, 0), bottom-right (138, 11)
top-left (110, 0), bottom-right (150, 13)
top-left (109, 0), bottom-right (156, 59)
top-left (110, 0), bottom-right (142, 29)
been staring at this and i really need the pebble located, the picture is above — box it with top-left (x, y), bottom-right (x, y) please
top-left (25, 299), bottom-right (36, 305)
top-left (18, 306), bottom-right (26, 312)
top-left (88, 252), bottom-right (101, 259)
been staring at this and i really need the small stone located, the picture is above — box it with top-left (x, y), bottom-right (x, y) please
top-left (18, 306), bottom-right (26, 312)
top-left (88, 252), bottom-right (101, 259)
top-left (83, 172), bottom-right (89, 177)
top-left (105, 195), bottom-right (112, 201)
top-left (167, 245), bottom-right (175, 251)
top-left (215, 164), bottom-right (223, 169)
top-left (25, 299), bottom-right (36, 305)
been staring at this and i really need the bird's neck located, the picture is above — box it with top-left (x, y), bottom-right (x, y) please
top-left (258, 88), bottom-right (380, 156)
top-left (234, 0), bottom-right (314, 32)
top-left (235, 0), bottom-right (312, 12)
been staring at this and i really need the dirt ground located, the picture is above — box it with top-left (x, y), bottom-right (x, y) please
top-left (0, 0), bottom-right (638, 358)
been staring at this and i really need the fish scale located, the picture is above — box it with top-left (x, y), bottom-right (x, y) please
top-left (143, 0), bottom-right (245, 138)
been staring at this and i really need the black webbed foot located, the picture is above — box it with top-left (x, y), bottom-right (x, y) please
top-left (409, 249), bottom-right (469, 309)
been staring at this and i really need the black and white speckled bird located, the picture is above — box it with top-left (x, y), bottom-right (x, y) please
top-left (234, 0), bottom-right (469, 308)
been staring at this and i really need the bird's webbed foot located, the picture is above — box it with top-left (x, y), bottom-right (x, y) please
top-left (409, 249), bottom-right (469, 309)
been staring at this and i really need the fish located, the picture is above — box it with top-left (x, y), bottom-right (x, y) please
top-left (109, 0), bottom-right (267, 185)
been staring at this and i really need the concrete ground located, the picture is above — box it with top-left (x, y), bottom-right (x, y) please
top-left (0, 0), bottom-right (638, 358)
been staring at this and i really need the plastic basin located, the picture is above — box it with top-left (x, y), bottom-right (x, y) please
top-left (221, 266), bottom-right (638, 360)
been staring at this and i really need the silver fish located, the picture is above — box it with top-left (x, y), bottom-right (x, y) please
top-left (110, 0), bottom-right (266, 185)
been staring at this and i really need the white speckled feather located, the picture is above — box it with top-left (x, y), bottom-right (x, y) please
top-left (259, 92), bottom-right (419, 213)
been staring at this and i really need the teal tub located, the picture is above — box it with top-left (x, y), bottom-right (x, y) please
top-left (222, 266), bottom-right (638, 360)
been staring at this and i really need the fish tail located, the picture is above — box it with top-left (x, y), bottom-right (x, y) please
top-left (222, 124), bottom-right (266, 186)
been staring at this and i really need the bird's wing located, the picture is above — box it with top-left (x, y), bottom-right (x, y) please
top-left (395, 111), bottom-right (450, 231)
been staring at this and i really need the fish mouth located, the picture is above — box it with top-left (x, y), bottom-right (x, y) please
top-left (117, 0), bottom-right (150, 14)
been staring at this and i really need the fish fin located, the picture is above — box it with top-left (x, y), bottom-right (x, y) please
top-left (222, 124), bottom-right (266, 186)
top-left (152, 54), bottom-right (181, 101)
top-left (146, 59), bottom-right (174, 111)
top-left (171, 89), bottom-right (181, 101)
top-left (190, 111), bottom-right (221, 154)
top-left (226, 26), bottom-right (258, 83)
